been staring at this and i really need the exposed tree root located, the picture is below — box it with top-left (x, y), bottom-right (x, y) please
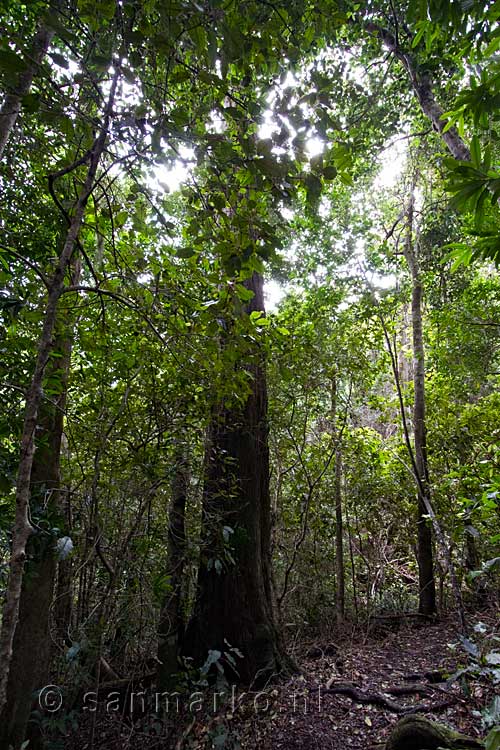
top-left (311, 682), bottom-right (456, 714)
top-left (403, 670), bottom-right (447, 683)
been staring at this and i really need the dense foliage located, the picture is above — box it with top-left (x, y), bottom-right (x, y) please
top-left (0, 0), bottom-right (499, 748)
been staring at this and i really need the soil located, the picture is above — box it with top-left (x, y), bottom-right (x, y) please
top-left (63, 611), bottom-right (497, 749)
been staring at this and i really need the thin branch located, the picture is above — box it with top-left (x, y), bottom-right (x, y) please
top-left (0, 244), bottom-right (51, 289)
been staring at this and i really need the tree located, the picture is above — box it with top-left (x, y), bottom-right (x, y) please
top-left (402, 180), bottom-right (436, 616)
top-left (157, 448), bottom-right (189, 690)
top-left (0, 270), bottom-right (79, 747)
top-left (0, 67), bottom-right (119, 718)
top-left (0, 0), bottom-right (59, 159)
top-left (185, 272), bottom-right (292, 684)
top-left (0, 2), bottom-right (499, 745)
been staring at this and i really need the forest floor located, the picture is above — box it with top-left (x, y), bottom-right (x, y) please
top-left (64, 610), bottom-right (496, 750)
top-left (233, 615), bottom-right (491, 750)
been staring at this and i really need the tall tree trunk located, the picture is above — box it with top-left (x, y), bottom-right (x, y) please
top-left (0, 310), bottom-right (74, 748)
top-left (0, 5), bottom-right (60, 159)
top-left (157, 449), bottom-right (189, 691)
top-left (334, 447), bottom-right (345, 622)
top-left (379, 268), bottom-right (467, 631)
top-left (0, 341), bottom-right (69, 748)
top-left (0, 70), bottom-right (118, 716)
top-left (330, 377), bottom-right (345, 622)
top-left (403, 191), bottom-right (437, 617)
top-left (345, 499), bottom-right (358, 623)
top-left (184, 272), bottom-right (292, 685)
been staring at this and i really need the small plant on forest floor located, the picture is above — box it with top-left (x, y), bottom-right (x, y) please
top-left (173, 643), bottom-right (244, 749)
top-left (448, 621), bottom-right (500, 744)
top-left (28, 706), bottom-right (79, 750)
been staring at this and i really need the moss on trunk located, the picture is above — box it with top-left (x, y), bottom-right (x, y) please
top-left (386, 716), bottom-right (484, 750)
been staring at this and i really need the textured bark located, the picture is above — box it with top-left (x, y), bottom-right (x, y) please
top-left (0, 560), bottom-right (57, 749)
top-left (185, 272), bottom-right (292, 685)
top-left (0, 71), bottom-right (118, 716)
top-left (157, 450), bottom-right (189, 690)
top-left (0, 7), bottom-right (59, 159)
top-left (403, 192), bottom-right (436, 617)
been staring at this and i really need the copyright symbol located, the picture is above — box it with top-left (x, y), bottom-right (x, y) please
top-left (38, 685), bottom-right (63, 712)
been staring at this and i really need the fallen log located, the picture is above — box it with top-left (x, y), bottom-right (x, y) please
top-left (386, 715), bottom-right (484, 750)
top-left (370, 612), bottom-right (437, 620)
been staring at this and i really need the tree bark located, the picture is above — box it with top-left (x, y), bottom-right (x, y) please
top-left (184, 272), bottom-right (292, 685)
top-left (157, 449), bottom-right (189, 691)
top-left (0, 69), bottom-right (118, 716)
top-left (0, 6), bottom-right (60, 160)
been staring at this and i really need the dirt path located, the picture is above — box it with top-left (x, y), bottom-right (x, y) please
top-left (65, 615), bottom-right (494, 749)
top-left (230, 618), bottom-right (489, 750)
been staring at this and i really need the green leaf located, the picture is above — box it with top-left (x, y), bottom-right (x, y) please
top-left (338, 171), bottom-right (354, 186)
top-left (448, 180), bottom-right (486, 210)
top-left (0, 49), bottom-right (27, 73)
top-left (234, 284), bottom-right (255, 302)
top-left (97, 0), bottom-right (116, 20)
top-left (485, 726), bottom-right (500, 750)
top-left (470, 135), bottom-right (481, 169)
top-left (305, 174), bottom-right (322, 206)
top-left (115, 210), bottom-right (128, 227)
top-left (189, 25), bottom-right (207, 55)
top-left (91, 54), bottom-right (112, 71)
top-left (322, 166), bottom-right (337, 180)
top-left (207, 29), bottom-right (218, 68)
top-left (22, 93), bottom-right (40, 112)
top-left (484, 32), bottom-right (500, 57)
top-left (175, 247), bottom-right (196, 259)
top-left (411, 26), bottom-right (426, 48)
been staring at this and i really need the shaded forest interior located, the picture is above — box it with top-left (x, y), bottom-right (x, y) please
top-left (0, 0), bottom-right (499, 749)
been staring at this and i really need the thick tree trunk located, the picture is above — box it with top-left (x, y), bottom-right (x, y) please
top-left (0, 71), bottom-right (118, 716)
top-left (185, 272), bottom-right (292, 685)
top-left (403, 193), bottom-right (437, 617)
top-left (0, 6), bottom-right (60, 159)
top-left (157, 450), bottom-right (189, 690)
